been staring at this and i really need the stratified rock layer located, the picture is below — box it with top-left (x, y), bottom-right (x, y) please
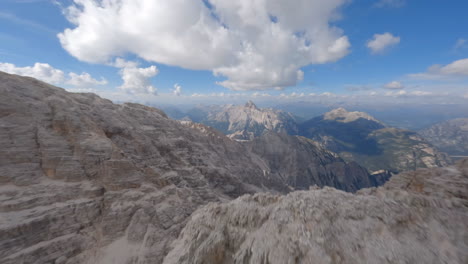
top-left (164, 159), bottom-right (468, 264)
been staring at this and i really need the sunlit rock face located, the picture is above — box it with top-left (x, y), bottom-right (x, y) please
top-left (0, 71), bottom-right (387, 263)
top-left (164, 159), bottom-right (468, 264)
top-left (191, 101), bottom-right (299, 141)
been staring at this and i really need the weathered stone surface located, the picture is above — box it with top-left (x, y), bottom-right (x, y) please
top-left (164, 159), bottom-right (468, 264)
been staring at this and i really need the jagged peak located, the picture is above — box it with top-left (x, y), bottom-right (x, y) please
top-left (245, 100), bottom-right (258, 110)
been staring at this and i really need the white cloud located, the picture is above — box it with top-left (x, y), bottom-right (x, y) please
top-left (384, 81), bottom-right (404, 89)
top-left (385, 90), bottom-right (407, 97)
top-left (172, 83), bottom-right (182, 96)
top-left (0, 62), bottom-right (65, 83)
top-left (117, 62), bottom-right (158, 95)
top-left (67, 72), bottom-right (107, 87)
top-left (374, 0), bottom-right (405, 8)
top-left (411, 90), bottom-right (432, 96)
top-left (408, 58), bottom-right (468, 80)
top-left (0, 62), bottom-right (107, 88)
top-left (367, 33), bottom-right (400, 54)
top-left (58, 0), bottom-right (351, 91)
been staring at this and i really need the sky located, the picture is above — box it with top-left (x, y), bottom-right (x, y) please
top-left (0, 0), bottom-right (467, 106)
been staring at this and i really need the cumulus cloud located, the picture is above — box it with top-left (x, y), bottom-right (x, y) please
top-left (0, 62), bottom-right (65, 83)
top-left (367, 33), bottom-right (400, 54)
top-left (117, 63), bottom-right (158, 95)
top-left (58, 0), bottom-right (351, 91)
top-left (172, 83), bottom-right (182, 96)
top-left (384, 81), bottom-right (404, 89)
top-left (408, 58), bottom-right (468, 80)
top-left (66, 72), bottom-right (108, 87)
top-left (0, 62), bottom-right (107, 88)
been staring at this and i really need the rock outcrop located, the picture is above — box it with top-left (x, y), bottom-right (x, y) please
top-left (0, 72), bottom-right (388, 263)
top-left (164, 159), bottom-right (468, 264)
top-left (299, 108), bottom-right (451, 173)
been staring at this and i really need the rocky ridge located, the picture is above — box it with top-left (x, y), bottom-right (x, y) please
top-left (164, 159), bottom-right (468, 264)
top-left (300, 108), bottom-right (451, 173)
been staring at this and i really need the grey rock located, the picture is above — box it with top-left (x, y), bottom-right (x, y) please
top-left (164, 159), bottom-right (468, 264)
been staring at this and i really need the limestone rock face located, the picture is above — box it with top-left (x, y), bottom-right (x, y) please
top-left (164, 159), bottom-right (468, 264)
top-left (0, 72), bottom-right (387, 263)
top-left (0, 72), bottom-right (276, 264)
top-left (191, 101), bottom-right (299, 140)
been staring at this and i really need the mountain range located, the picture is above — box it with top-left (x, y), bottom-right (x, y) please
top-left (179, 102), bottom-right (451, 173)
top-left (0, 71), bottom-right (466, 263)
top-left (299, 108), bottom-right (451, 173)
top-left (0, 71), bottom-right (389, 263)
top-left (419, 118), bottom-right (468, 157)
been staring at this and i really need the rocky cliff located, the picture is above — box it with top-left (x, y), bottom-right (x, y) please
top-left (0, 71), bottom-right (387, 263)
top-left (164, 159), bottom-right (468, 264)
top-left (247, 132), bottom-right (390, 192)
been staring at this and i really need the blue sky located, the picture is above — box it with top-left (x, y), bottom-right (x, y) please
top-left (0, 0), bottom-right (467, 105)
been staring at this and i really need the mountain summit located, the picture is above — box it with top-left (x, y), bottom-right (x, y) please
top-left (193, 102), bottom-right (299, 140)
top-left (300, 108), bottom-right (451, 173)
top-left (324, 107), bottom-right (383, 124)
top-left (244, 100), bottom-right (258, 109)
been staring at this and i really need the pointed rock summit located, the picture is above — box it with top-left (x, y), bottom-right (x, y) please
top-left (245, 100), bottom-right (258, 110)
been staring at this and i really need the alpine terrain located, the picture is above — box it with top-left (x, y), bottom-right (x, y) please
top-left (299, 108), bottom-right (451, 173)
top-left (0, 71), bottom-right (389, 263)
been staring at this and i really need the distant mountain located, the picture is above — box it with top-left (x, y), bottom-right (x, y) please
top-left (247, 132), bottom-right (390, 192)
top-left (419, 118), bottom-right (468, 156)
top-left (190, 101), bottom-right (298, 140)
top-left (299, 108), bottom-right (451, 173)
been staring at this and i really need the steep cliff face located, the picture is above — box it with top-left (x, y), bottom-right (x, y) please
top-left (164, 159), bottom-right (468, 264)
top-left (247, 132), bottom-right (390, 192)
top-left (300, 108), bottom-right (451, 173)
top-left (192, 101), bottom-right (299, 140)
top-left (419, 118), bottom-right (468, 156)
top-left (0, 72), bottom-right (278, 264)
top-left (0, 72), bottom-right (387, 264)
